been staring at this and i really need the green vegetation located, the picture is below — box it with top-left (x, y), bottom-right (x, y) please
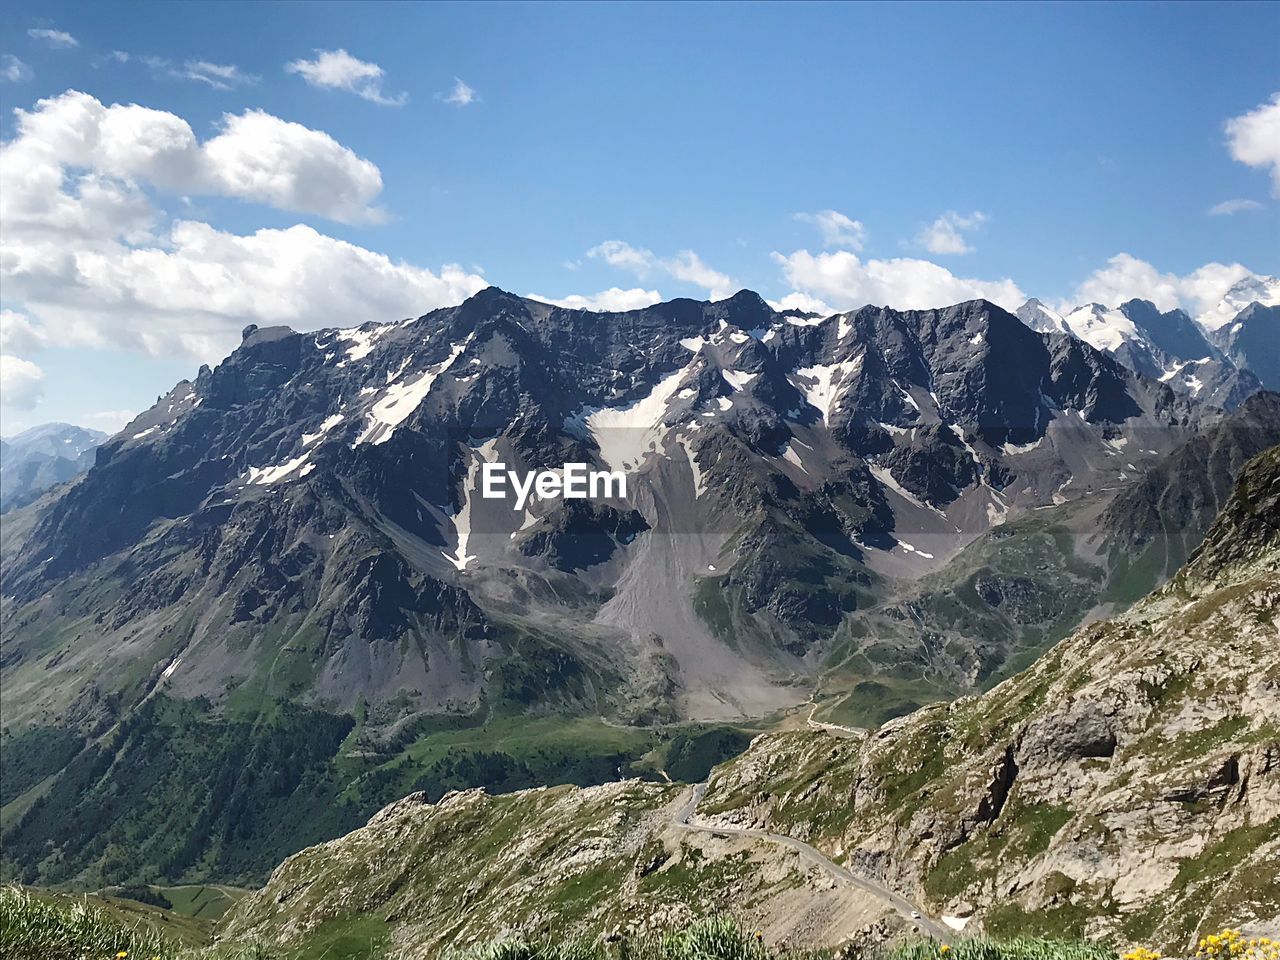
top-left (445, 926), bottom-right (1125, 960)
top-left (0, 726), bottom-right (85, 806)
top-left (445, 917), bottom-right (822, 959)
top-left (818, 506), bottom-right (1111, 725)
top-left (0, 884), bottom-right (268, 959)
top-left (885, 939), bottom-right (1114, 960)
top-left (660, 727), bottom-right (754, 783)
top-left (157, 884), bottom-right (246, 922)
top-left (1, 695), bottom-right (754, 889)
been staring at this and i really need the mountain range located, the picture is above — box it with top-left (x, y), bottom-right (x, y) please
top-left (1016, 275), bottom-right (1280, 411)
top-left (0, 423), bottom-right (107, 514)
top-left (2, 284), bottom-right (1277, 895)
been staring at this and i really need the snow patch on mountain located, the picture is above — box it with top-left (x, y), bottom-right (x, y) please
top-left (336, 324), bottom-right (392, 366)
top-left (585, 366), bottom-right (688, 472)
top-left (1062, 304), bottom-right (1140, 353)
top-left (244, 453), bottom-right (314, 485)
top-left (443, 438), bottom-right (499, 572)
top-left (781, 442), bottom-right (808, 474)
top-left (355, 338), bottom-right (472, 446)
top-left (794, 355), bottom-right (863, 424)
top-left (721, 370), bottom-right (757, 392)
top-left (303, 414), bottom-right (344, 447)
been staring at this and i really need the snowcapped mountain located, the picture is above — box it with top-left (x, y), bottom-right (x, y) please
top-left (1015, 294), bottom-right (1268, 409)
top-left (0, 422), bottom-right (108, 512)
top-left (1197, 274), bottom-right (1280, 332)
top-left (1211, 301), bottom-right (1280, 393)
top-left (2, 288), bottom-right (1205, 726)
top-left (1014, 298), bottom-right (1071, 336)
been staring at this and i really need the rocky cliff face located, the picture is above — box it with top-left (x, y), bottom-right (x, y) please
top-left (701, 446), bottom-right (1280, 950)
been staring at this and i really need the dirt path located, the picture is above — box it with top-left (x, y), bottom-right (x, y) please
top-left (672, 783), bottom-right (955, 945)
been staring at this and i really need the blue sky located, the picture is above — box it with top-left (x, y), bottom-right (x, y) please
top-left (1, 0), bottom-right (1278, 434)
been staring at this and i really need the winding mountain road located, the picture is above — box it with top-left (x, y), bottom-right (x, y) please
top-left (672, 782), bottom-right (955, 944)
top-left (805, 702), bottom-right (863, 739)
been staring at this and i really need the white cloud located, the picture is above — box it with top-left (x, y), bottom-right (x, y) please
top-left (767, 292), bottom-right (834, 316)
top-left (202, 110), bottom-right (386, 223)
top-left (440, 77), bottom-right (478, 107)
top-left (0, 355), bottom-right (45, 409)
top-left (0, 310), bottom-right (48, 354)
top-left (285, 49), bottom-right (407, 106)
top-left (587, 240), bottom-right (735, 300)
top-left (1, 55), bottom-right (32, 83)
top-left (794, 210), bottom-right (866, 250)
top-left (1065, 253), bottom-right (1259, 321)
top-left (0, 91), bottom-right (487, 364)
top-left (664, 250), bottom-right (734, 297)
top-left (180, 60), bottom-right (259, 91)
top-left (590, 239), bottom-right (658, 275)
top-left (914, 211), bottom-right (987, 255)
top-left (1225, 93), bottom-right (1280, 196)
top-left (526, 287), bottom-right (663, 312)
top-left (4, 221), bottom-right (488, 361)
top-left (1208, 198), bottom-right (1265, 216)
top-left (773, 249), bottom-right (1025, 312)
top-left (28, 28), bottom-right (77, 49)
top-left (3, 90), bottom-right (386, 225)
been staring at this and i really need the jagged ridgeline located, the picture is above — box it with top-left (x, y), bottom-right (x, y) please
top-left (219, 446), bottom-right (1280, 954)
top-left (1, 288), bottom-right (1277, 890)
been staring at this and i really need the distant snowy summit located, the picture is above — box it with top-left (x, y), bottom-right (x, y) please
top-left (1016, 275), bottom-right (1279, 409)
top-left (0, 422), bottom-right (108, 513)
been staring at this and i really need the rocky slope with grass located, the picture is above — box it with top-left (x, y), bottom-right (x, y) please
top-left (700, 445), bottom-right (1280, 949)
top-left (220, 779), bottom-right (898, 957)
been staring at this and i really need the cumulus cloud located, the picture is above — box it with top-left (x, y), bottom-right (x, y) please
top-left (1225, 93), bottom-right (1280, 196)
top-left (773, 249), bottom-right (1025, 313)
top-left (914, 211), bottom-right (987, 255)
top-left (0, 310), bottom-right (48, 354)
top-left (1208, 198), bottom-right (1265, 216)
top-left (0, 355), bottom-right (45, 409)
top-left (767, 292), bottom-right (835, 316)
top-left (180, 60), bottom-right (259, 91)
top-left (28, 28), bottom-right (77, 49)
top-left (1, 55), bottom-right (32, 83)
top-left (526, 287), bottom-right (663, 312)
top-left (439, 77), bottom-right (478, 107)
top-left (587, 240), bottom-right (735, 300)
top-left (285, 49), bottom-right (407, 106)
top-left (1065, 253), bottom-right (1266, 327)
top-left (3, 90), bottom-right (386, 224)
top-left (794, 210), bottom-right (866, 250)
top-left (0, 91), bottom-right (487, 363)
top-left (4, 221), bottom-right (488, 361)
